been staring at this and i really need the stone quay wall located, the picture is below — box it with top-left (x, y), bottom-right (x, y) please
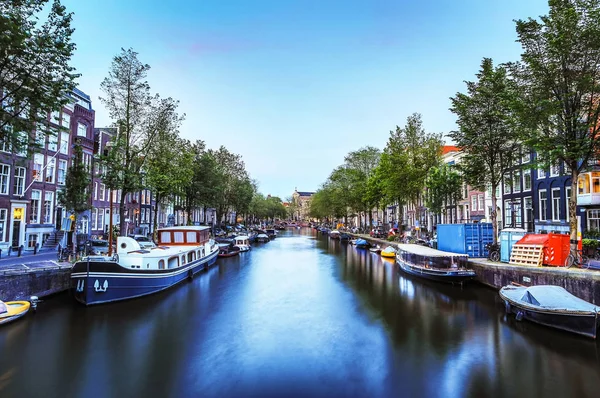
top-left (0, 265), bottom-right (71, 301)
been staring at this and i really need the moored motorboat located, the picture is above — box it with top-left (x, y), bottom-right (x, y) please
top-left (266, 229), bottom-right (277, 240)
top-left (339, 233), bottom-right (351, 242)
top-left (500, 285), bottom-right (600, 339)
top-left (256, 233), bottom-right (270, 243)
top-left (329, 230), bottom-right (340, 240)
top-left (395, 244), bottom-right (475, 284)
top-left (70, 226), bottom-right (219, 306)
top-left (0, 300), bottom-right (31, 325)
top-left (234, 235), bottom-right (251, 252)
top-left (380, 246), bottom-right (397, 258)
top-left (218, 243), bottom-right (241, 258)
top-left (355, 238), bottom-right (370, 249)
top-left (369, 245), bottom-right (381, 253)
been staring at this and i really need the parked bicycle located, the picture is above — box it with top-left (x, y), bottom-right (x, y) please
top-left (565, 249), bottom-right (590, 269)
top-left (57, 245), bottom-right (74, 262)
top-left (486, 243), bottom-right (500, 262)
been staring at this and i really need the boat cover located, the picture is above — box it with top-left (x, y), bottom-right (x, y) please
top-left (382, 246), bottom-right (397, 254)
top-left (501, 285), bottom-right (600, 313)
top-left (396, 244), bottom-right (467, 258)
top-left (0, 301), bottom-right (6, 315)
top-left (355, 239), bottom-right (369, 246)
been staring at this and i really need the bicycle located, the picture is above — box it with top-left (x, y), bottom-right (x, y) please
top-left (57, 245), bottom-right (74, 262)
top-left (565, 249), bottom-right (590, 269)
top-left (486, 243), bottom-right (500, 262)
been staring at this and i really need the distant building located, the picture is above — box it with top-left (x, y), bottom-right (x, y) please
top-left (291, 188), bottom-right (314, 221)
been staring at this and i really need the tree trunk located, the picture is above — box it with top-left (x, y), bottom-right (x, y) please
top-left (491, 184), bottom-right (498, 245)
top-left (119, 191), bottom-right (127, 237)
top-left (152, 192), bottom-right (161, 242)
top-left (570, 168), bottom-right (579, 254)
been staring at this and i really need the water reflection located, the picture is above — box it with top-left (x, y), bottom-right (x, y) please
top-left (0, 229), bottom-right (599, 398)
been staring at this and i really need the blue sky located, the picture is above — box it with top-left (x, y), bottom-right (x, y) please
top-left (62, 0), bottom-right (548, 199)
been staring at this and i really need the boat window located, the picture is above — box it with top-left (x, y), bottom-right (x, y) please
top-left (158, 260), bottom-right (165, 269)
top-left (174, 232), bottom-right (184, 243)
top-left (188, 252), bottom-right (195, 262)
top-left (167, 257), bottom-right (178, 269)
top-left (197, 250), bottom-right (201, 258)
top-left (181, 255), bottom-right (186, 265)
top-left (186, 231), bottom-right (198, 243)
top-left (160, 231), bottom-right (171, 244)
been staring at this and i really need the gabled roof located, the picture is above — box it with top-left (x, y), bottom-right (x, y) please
top-left (442, 145), bottom-right (460, 155)
top-left (297, 191), bottom-right (314, 196)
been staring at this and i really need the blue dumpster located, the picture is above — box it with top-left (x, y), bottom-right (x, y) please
top-left (499, 228), bottom-right (528, 263)
top-left (437, 223), bottom-right (494, 257)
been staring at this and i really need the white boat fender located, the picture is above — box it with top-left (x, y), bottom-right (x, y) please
top-left (30, 296), bottom-right (42, 312)
top-left (515, 311), bottom-right (524, 321)
top-left (504, 301), bottom-right (511, 313)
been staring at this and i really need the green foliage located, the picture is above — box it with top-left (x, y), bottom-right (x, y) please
top-left (425, 164), bottom-right (463, 214)
top-left (58, 144), bottom-right (91, 215)
top-left (449, 58), bottom-right (521, 243)
top-left (584, 229), bottom-right (600, 239)
top-left (510, 0), bottom-right (600, 244)
top-left (582, 238), bottom-right (598, 249)
top-left (0, 0), bottom-right (78, 154)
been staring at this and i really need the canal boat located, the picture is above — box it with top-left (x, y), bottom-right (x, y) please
top-left (256, 233), bottom-right (270, 243)
top-left (355, 239), bottom-right (371, 249)
top-left (70, 226), bottom-right (219, 306)
top-left (499, 285), bottom-right (600, 339)
top-left (234, 235), bottom-right (251, 252)
top-left (0, 300), bottom-right (31, 325)
top-left (329, 230), bottom-right (340, 240)
top-left (369, 245), bottom-right (381, 253)
top-left (395, 244), bottom-right (475, 284)
top-left (218, 243), bottom-right (241, 258)
top-left (380, 246), bottom-right (397, 258)
top-left (266, 229), bottom-right (277, 239)
top-left (339, 233), bottom-right (351, 242)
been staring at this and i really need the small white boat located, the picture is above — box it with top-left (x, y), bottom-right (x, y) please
top-left (234, 235), bottom-right (251, 252)
top-left (256, 233), bottom-right (270, 243)
top-left (500, 285), bottom-right (600, 339)
top-left (329, 230), bottom-right (340, 240)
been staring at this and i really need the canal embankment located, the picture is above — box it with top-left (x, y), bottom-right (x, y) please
top-left (0, 261), bottom-right (72, 301)
top-left (343, 232), bottom-right (600, 305)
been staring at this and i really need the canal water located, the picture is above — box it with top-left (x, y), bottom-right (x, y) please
top-left (1, 228), bottom-right (600, 398)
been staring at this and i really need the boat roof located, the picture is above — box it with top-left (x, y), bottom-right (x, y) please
top-left (396, 243), bottom-right (468, 258)
top-left (501, 285), bottom-right (600, 312)
top-left (235, 235), bottom-right (249, 240)
top-left (159, 225), bottom-right (210, 231)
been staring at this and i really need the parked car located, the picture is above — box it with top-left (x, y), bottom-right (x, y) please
top-left (370, 228), bottom-right (386, 238)
top-left (86, 239), bottom-right (110, 255)
top-left (129, 235), bottom-right (156, 249)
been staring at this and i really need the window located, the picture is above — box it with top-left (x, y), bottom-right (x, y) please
top-left (524, 197), bottom-right (533, 225)
top-left (36, 130), bottom-right (45, 147)
top-left (57, 160), bottom-right (67, 185)
top-left (99, 183), bottom-right (105, 201)
top-left (503, 173), bottom-right (511, 194)
top-left (0, 164), bottom-right (9, 194)
top-left (539, 190), bottom-right (547, 221)
top-left (523, 170), bottom-right (532, 191)
top-left (471, 195), bottom-right (477, 211)
top-left (478, 194), bottom-right (484, 211)
top-left (0, 209), bottom-right (7, 242)
top-left (551, 188), bottom-right (561, 221)
top-left (31, 190), bottom-right (41, 223)
top-left (33, 154), bottom-right (43, 181)
top-left (146, 190), bottom-right (150, 204)
top-left (45, 157), bottom-right (55, 183)
top-left (48, 132), bottom-right (58, 152)
top-left (504, 200), bottom-right (512, 226)
top-left (50, 111), bottom-right (60, 125)
top-left (141, 190), bottom-right (146, 205)
top-left (514, 199), bottom-right (522, 226)
top-left (61, 112), bottom-right (70, 128)
top-left (43, 191), bottom-right (53, 224)
top-left (77, 123), bottom-right (87, 137)
top-left (59, 133), bottom-right (69, 154)
top-left (513, 170), bottom-right (521, 193)
top-left (98, 209), bottom-right (104, 232)
top-left (566, 187), bottom-right (572, 222)
top-left (522, 150), bottom-right (530, 163)
top-left (588, 209), bottom-right (600, 231)
top-left (0, 134), bottom-right (10, 153)
top-left (550, 162), bottom-right (560, 177)
top-left (91, 208), bottom-right (98, 230)
top-left (27, 233), bottom-right (38, 249)
top-left (591, 172), bottom-right (600, 193)
top-left (538, 168), bottom-right (546, 179)
top-left (13, 167), bottom-right (25, 196)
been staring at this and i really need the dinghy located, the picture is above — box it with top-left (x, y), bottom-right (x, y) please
top-left (355, 239), bottom-right (370, 249)
top-left (380, 246), bottom-right (397, 258)
top-left (500, 285), bottom-right (600, 339)
top-left (0, 300), bottom-right (31, 326)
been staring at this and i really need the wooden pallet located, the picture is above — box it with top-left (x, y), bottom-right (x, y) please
top-left (509, 244), bottom-right (544, 267)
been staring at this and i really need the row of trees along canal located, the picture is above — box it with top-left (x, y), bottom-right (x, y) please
top-left (0, 1), bottom-right (288, 244)
top-left (310, 0), bottom-right (600, 253)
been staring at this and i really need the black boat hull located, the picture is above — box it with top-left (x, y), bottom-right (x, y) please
top-left (397, 259), bottom-right (476, 284)
top-left (501, 294), bottom-right (600, 339)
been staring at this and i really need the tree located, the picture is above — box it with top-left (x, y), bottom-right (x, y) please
top-left (425, 163), bottom-right (463, 216)
top-left (380, 113), bottom-right (442, 227)
top-left (0, 0), bottom-right (78, 153)
top-left (344, 146), bottom-right (381, 227)
top-left (209, 146), bottom-right (250, 225)
top-left (511, 0), bottom-right (600, 252)
top-left (449, 58), bottom-right (521, 243)
top-left (57, 143), bottom-right (90, 248)
top-left (99, 48), bottom-right (170, 235)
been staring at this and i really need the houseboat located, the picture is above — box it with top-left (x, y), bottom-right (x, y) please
top-left (71, 226), bottom-right (219, 305)
top-left (234, 235), bottom-right (251, 252)
top-left (395, 244), bottom-right (475, 284)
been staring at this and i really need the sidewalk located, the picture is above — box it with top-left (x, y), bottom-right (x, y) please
top-left (0, 248), bottom-right (69, 275)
